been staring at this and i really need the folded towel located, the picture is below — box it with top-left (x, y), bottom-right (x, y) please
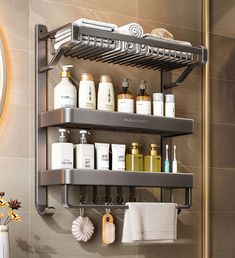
top-left (122, 202), bottom-right (177, 244)
top-left (118, 23), bottom-right (144, 38)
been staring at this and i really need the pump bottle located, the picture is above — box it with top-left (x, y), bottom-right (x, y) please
top-left (75, 130), bottom-right (94, 169)
top-left (136, 80), bottom-right (151, 115)
top-left (126, 142), bottom-right (143, 172)
top-left (54, 65), bottom-right (77, 109)
top-left (117, 78), bottom-right (134, 113)
top-left (144, 144), bottom-right (161, 172)
top-left (51, 129), bottom-right (73, 169)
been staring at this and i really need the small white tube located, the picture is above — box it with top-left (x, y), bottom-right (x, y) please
top-left (95, 143), bottom-right (110, 170)
top-left (111, 144), bottom-right (126, 171)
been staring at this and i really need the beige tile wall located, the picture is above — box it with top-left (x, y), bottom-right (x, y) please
top-left (0, 0), bottom-right (203, 257)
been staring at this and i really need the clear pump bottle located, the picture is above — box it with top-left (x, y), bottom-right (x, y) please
top-left (144, 144), bottom-right (161, 172)
top-left (136, 80), bottom-right (151, 115)
top-left (75, 130), bottom-right (94, 169)
top-left (126, 142), bottom-right (143, 172)
top-left (51, 129), bottom-right (73, 169)
top-left (117, 78), bottom-right (134, 113)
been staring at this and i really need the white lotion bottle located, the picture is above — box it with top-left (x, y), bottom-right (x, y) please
top-left (97, 75), bottom-right (115, 112)
top-left (165, 94), bottom-right (175, 117)
top-left (54, 65), bottom-right (77, 109)
top-left (76, 130), bottom-right (94, 169)
top-left (136, 80), bottom-right (151, 115)
top-left (79, 73), bottom-right (96, 109)
top-left (52, 129), bottom-right (73, 169)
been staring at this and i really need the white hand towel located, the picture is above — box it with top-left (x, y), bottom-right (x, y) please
top-left (122, 202), bottom-right (177, 244)
top-left (118, 23), bottom-right (144, 38)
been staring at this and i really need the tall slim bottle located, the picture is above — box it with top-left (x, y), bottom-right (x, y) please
top-left (126, 142), bottom-right (143, 172)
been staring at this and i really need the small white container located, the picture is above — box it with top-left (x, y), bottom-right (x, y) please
top-left (52, 129), bottom-right (73, 169)
top-left (165, 94), bottom-right (175, 117)
top-left (95, 143), bottom-right (110, 170)
top-left (111, 144), bottom-right (126, 171)
top-left (97, 75), bottom-right (115, 112)
top-left (79, 73), bottom-right (96, 109)
top-left (153, 93), bottom-right (164, 116)
top-left (0, 225), bottom-right (10, 258)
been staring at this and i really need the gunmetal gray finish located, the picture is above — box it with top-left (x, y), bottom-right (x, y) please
top-left (0, 31), bottom-right (7, 118)
top-left (39, 169), bottom-right (193, 188)
top-left (40, 108), bottom-right (194, 136)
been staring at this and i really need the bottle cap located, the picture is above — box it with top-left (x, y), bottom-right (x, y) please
top-left (79, 130), bottom-right (89, 144)
top-left (131, 142), bottom-right (140, 155)
top-left (153, 93), bottom-right (163, 101)
top-left (80, 73), bottom-right (94, 81)
top-left (139, 80), bottom-right (146, 90)
top-left (58, 128), bottom-right (69, 142)
top-left (122, 78), bottom-right (129, 88)
top-left (100, 75), bottom-right (112, 83)
top-left (165, 94), bottom-right (175, 102)
top-left (61, 65), bottom-right (73, 78)
top-left (149, 143), bottom-right (158, 156)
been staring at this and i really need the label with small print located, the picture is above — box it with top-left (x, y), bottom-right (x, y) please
top-left (98, 154), bottom-right (109, 170)
top-left (118, 99), bottom-right (134, 113)
top-left (136, 101), bottom-right (151, 115)
top-left (153, 101), bottom-right (164, 116)
top-left (165, 103), bottom-right (175, 117)
top-left (59, 95), bottom-right (77, 108)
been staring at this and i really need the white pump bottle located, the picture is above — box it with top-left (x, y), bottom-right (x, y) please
top-left (54, 65), bottom-right (77, 109)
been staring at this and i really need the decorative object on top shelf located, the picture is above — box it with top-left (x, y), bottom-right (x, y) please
top-left (0, 192), bottom-right (22, 258)
top-left (0, 29), bottom-right (7, 119)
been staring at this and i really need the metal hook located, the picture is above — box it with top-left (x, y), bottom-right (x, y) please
top-left (105, 202), bottom-right (111, 214)
top-left (79, 203), bottom-right (85, 217)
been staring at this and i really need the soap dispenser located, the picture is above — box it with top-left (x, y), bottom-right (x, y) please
top-left (54, 65), bottom-right (77, 109)
top-left (126, 142), bottom-right (143, 172)
top-left (75, 130), bottom-right (94, 169)
top-left (144, 144), bottom-right (161, 172)
top-left (51, 128), bottom-right (74, 169)
top-left (117, 78), bottom-right (134, 113)
top-left (136, 80), bottom-right (151, 115)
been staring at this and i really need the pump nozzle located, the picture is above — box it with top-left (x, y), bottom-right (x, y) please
top-left (58, 128), bottom-right (70, 142)
top-left (139, 80), bottom-right (146, 90)
top-left (61, 65), bottom-right (73, 78)
top-left (122, 78), bottom-right (129, 88)
top-left (79, 129), bottom-right (90, 144)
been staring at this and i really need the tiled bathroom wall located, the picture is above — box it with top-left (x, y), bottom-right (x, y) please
top-left (0, 0), bottom-right (203, 257)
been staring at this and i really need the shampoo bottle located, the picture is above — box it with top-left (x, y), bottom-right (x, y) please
top-left (75, 130), bottom-right (94, 169)
top-left (54, 65), bottom-right (77, 109)
top-left (117, 78), bottom-right (134, 113)
top-left (51, 129), bottom-right (73, 169)
top-left (126, 142), bottom-right (143, 172)
top-left (97, 75), bottom-right (115, 111)
top-left (79, 73), bottom-right (96, 109)
top-left (136, 80), bottom-right (151, 115)
top-left (144, 144), bottom-right (161, 172)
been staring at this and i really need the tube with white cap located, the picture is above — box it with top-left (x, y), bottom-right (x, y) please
top-left (111, 144), bottom-right (126, 171)
top-left (95, 143), bottom-right (110, 170)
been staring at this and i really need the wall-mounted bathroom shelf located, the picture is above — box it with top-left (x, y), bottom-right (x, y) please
top-left (40, 108), bottom-right (194, 136)
top-left (35, 23), bottom-right (207, 216)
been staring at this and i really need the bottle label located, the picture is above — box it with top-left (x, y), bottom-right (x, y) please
top-left (112, 154), bottom-right (125, 170)
top-left (79, 82), bottom-right (96, 109)
top-left (98, 83), bottom-right (115, 111)
top-left (153, 101), bottom-right (164, 116)
top-left (56, 94), bottom-right (77, 108)
top-left (165, 103), bottom-right (175, 117)
top-left (118, 99), bottom-right (134, 113)
top-left (136, 101), bottom-right (151, 115)
top-left (97, 153), bottom-right (109, 170)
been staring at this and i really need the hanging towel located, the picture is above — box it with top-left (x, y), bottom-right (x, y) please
top-left (118, 23), bottom-right (144, 38)
top-left (122, 202), bottom-right (177, 244)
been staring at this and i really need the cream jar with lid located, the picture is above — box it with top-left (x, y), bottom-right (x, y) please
top-left (79, 73), bottom-right (96, 109)
top-left (97, 75), bottom-right (115, 111)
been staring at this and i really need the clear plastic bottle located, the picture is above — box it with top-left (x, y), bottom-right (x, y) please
top-left (126, 142), bottom-right (143, 172)
top-left (144, 144), bottom-right (161, 172)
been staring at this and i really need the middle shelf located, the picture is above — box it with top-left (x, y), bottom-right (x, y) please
top-left (40, 108), bottom-right (194, 136)
top-left (39, 169), bottom-right (193, 188)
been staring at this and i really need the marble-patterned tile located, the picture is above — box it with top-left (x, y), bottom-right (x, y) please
top-left (0, 0), bottom-right (29, 51)
top-left (0, 157), bottom-right (29, 211)
top-left (138, 0), bottom-right (201, 31)
top-left (45, 0), bottom-right (138, 18)
top-left (0, 104), bottom-right (29, 158)
top-left (211, 78), bottom-right (235, 125)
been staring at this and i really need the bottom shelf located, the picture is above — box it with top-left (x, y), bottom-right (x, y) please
top-left (39, 169), bottom-right (193, 188)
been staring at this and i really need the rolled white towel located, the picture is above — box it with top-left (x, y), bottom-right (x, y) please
top-left (118, 23), bottom-right (144, 38)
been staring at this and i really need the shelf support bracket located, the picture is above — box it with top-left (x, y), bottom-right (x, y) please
top-left (35, 24), bottom-right (55, 216)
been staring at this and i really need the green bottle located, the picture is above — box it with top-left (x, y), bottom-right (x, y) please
top-left (144, 144), bottom-right (161, 172)
top-left (126, 142), bottom-right (143, 172)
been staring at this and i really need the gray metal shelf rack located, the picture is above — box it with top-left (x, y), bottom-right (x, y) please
top-left (35, 23), bottom-right (207, 216)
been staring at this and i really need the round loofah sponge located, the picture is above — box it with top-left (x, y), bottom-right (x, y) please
top-left (72, 216), bottom-right (95, 242)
